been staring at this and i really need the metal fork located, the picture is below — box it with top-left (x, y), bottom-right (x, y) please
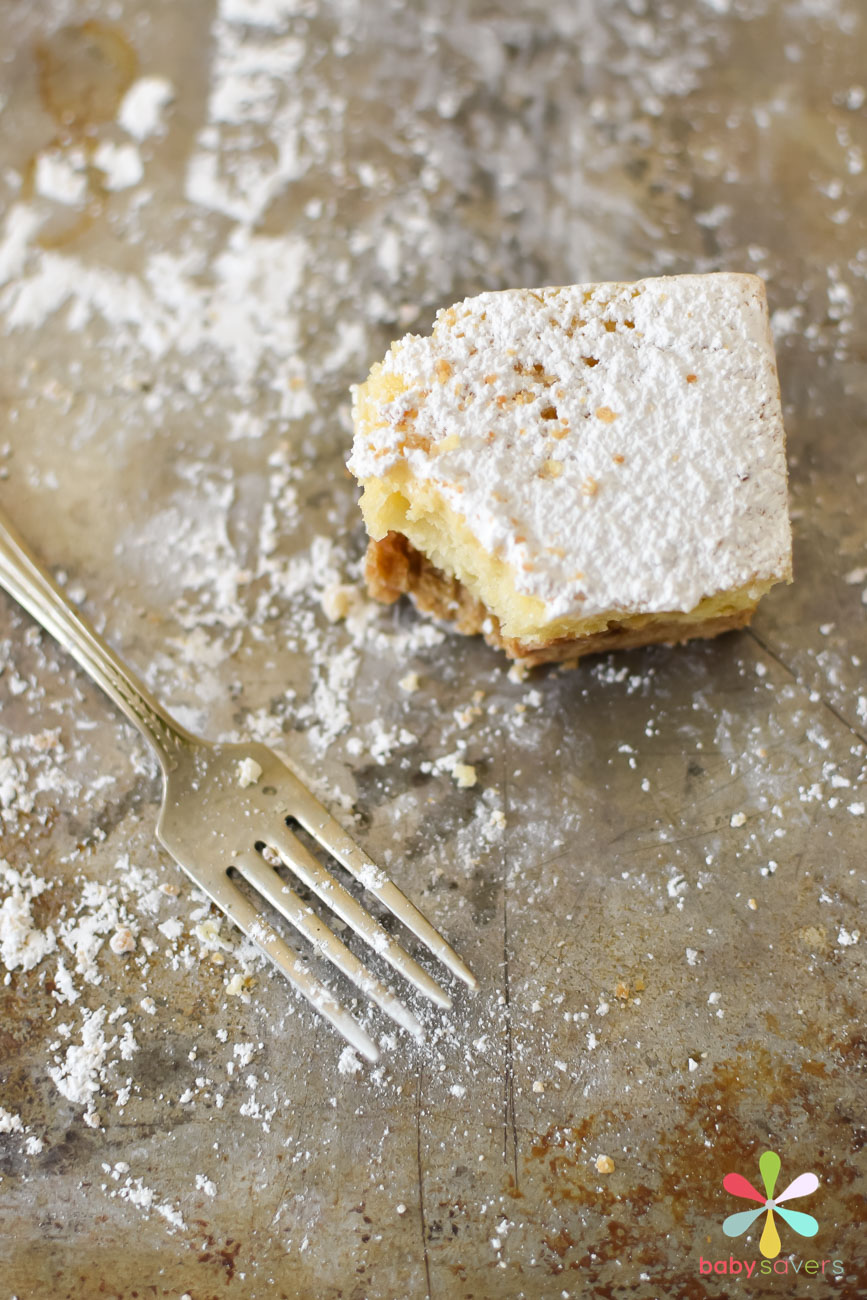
top-left (0, 509), bottom-right (475, 1062)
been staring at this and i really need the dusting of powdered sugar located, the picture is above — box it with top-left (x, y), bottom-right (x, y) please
top-left (349, 274), bottom-right (793, 622)
top-left (0, 8), bottom-right (863, 1272)
top-left (0, 860), bottom-right (56, 972)
top-left (117, 76), bottom-right (174, 141)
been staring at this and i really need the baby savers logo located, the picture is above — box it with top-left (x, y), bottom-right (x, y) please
top-left (722, 1150), bottom-right (818, 1259)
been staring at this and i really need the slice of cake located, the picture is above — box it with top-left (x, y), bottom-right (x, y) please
top-left (348, 273), bottom-right (792, 666)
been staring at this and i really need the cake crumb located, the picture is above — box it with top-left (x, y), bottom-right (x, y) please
top-left (451, 762), bottom-right (477, 789)
top-left (321, 583), bottom-right (361, 623)
top-left (730, 811), bottom-right (747, 827)
top-left (595, 1154), bottom-right (615, 1174)
top-left (398, 671), bottom-right (420, 693)
top-left (237, 757), bottom-right (263, 788)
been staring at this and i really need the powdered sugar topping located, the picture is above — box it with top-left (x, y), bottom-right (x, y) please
top-left (349, 274), bottom-right (792, 620)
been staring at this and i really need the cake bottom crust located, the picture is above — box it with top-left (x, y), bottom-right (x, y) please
top-left (364, 531), bottom-right (754, 667)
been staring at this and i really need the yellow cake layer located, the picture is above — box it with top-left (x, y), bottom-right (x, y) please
top-left (357, 467), bottom-right (774, 645)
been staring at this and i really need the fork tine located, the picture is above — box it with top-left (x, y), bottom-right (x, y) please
top-left (266, 823), bottom-right (453, 1010)
top-left (193, 871), bottom-right (380, 1063)
top-left (274, 761), bottom-right (477, 989)
top-left (233, 851), bottom-right (423, 1039)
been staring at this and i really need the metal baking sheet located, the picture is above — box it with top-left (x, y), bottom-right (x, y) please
top-left (0, 1), bottom-right (864, 1297)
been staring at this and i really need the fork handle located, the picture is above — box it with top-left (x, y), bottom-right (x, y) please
top-left (0, 506), bottom-right (191, 772)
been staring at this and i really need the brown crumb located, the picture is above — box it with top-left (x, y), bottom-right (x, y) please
top-left (582, 477), bottom-right (599, 497)
top-left (539, 459), bottom-right (563, 479)
top-left (595, 406), bottom-right (618, 423)
top-left (434, 358), bottom-right (453, 382)
top-left (686, 373), bottom-right (698, 383)
top-left (612, 453), bottom-right (625, 464)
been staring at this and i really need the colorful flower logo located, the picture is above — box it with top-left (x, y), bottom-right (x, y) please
top-left (722, 1150), bottom-right (819, 1259)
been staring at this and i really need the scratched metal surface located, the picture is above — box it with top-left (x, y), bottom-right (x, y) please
top-left (0, 1), bottom-right (865, 1298)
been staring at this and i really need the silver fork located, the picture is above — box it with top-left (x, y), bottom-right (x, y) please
top-left (0, 508), bottom-right (475, 1062)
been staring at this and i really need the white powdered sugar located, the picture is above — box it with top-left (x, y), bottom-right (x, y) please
top-left (117, 77), bottom-right (175, 141)
top-left (0, 1105), bottom-right (25, 1133)
top-left (349, 274), bottom-right (792, 620)
top-left (0, 860), bottom-right (56, 972)
top-left (48, 1006), bottom-right (111, 1107)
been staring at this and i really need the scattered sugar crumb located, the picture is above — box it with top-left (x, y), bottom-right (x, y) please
top-left (0, 1106), bottom-right (24, 1133)
top-left (92, 141), bottom-right (144, 191)
top-left (118, 76), bottom-right (175, 141)
top-left (158, 918), bottom-right (184, 942)
top-left (109, 928), bottom-right (136, 955)
top-left (337, 1046), bottom-right (362, 1076)
top-left (34, 150), bottom-right (87, 205)
top-left (0, 862), bottom-right (56, 973)
top-left (48, 1007), bottom-right (109, 1107)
